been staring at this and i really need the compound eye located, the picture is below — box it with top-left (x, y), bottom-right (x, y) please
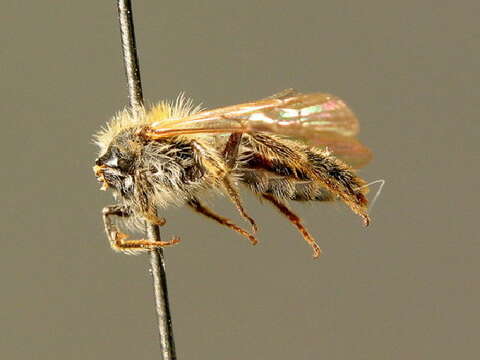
top-left (94, 146), bottom-right (119, 167)
top-left (95, 146), bottom-right (133, 172)
top-left (95, 151), bottom-right (114, 167)
top-left (117, 157), bottom-right (133, 172)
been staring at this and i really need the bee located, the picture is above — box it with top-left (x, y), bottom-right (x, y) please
top-left (93, 89), bottom-right (372, 258)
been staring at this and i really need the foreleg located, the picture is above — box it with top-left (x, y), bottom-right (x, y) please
top-left (102, 205), bottom-right (179, 254)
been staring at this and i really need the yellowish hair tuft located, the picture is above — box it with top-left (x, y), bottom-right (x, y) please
top-left (94, 93), bottom-right (201, 152)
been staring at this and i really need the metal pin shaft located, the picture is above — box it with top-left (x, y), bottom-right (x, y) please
top-left (116, 1), bottom-right (177, 359)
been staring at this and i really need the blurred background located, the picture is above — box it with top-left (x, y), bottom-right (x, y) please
top-left (1, 1), bottom-right (478, 359)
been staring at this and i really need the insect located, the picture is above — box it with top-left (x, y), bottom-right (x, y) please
top-left (93, 89), bottom-right (372, 257)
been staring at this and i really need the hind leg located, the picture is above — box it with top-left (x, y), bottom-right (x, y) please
top-left (261, 194), bottom-right (321, 258)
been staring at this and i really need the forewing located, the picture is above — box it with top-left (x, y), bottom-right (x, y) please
top-left (309, 132), bottom-right (372, 168)
top-left (144, 91), bottom-right (360, 141)
top-left (246, 92), bottom-right (359, 138)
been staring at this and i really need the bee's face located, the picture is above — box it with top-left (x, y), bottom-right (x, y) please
top-left (94, 143), bottom-right (136, 193)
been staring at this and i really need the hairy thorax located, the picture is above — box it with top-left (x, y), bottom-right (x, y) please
top-left (95, 127), bottom-right (225, 212)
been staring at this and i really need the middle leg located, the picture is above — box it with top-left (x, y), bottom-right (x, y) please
top-left (223, 177), bottom-right (258, 233)
top-left (188, 197), bottom-right (258, 245)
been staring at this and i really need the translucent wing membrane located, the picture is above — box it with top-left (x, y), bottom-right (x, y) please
top-left (144, 90), bottom-right (371, 167)
top-left (310, 132), bottom-right (372, 168)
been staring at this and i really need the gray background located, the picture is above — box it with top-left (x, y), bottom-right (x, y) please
top-left (1, 1), bottom-right (478, 359)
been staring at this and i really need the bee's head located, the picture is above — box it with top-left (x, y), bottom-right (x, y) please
top-left (93, 135), bottom-right (139, 193)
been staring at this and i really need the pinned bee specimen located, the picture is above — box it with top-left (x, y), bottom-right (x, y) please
top-left (93, 89), bottom-right (372, 257)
